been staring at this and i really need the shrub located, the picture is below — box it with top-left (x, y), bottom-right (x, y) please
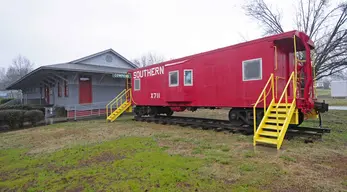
top-left (0, 104), bottom-right (33, 111)
top-left (1, 110), bottom-right (26, 129)
top-left (24, 110), bottom-right (44, 126)
top-left (54, 106), bottom-right (67, 117)
top-left (0, 98), bottom-right (13, 105)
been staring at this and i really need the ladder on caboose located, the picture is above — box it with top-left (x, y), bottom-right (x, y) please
top-left (253, 72), bottom-right (298, 149)
top-left (253, 35), bottom-right (305, 149)
top-left (106, 76), bottom-right (132, 122)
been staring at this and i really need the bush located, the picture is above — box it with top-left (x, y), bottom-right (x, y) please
top-left (0, 110), bottom-right (26, 129)
top-left (24, 110), bottom-right (44, 126)
top-left (0, 98), bottom-right (13, 105)
top-left (0, 104), bottom-right (33, 111)
top-left (0, 104), bottom-right (45, 114)
top-left (54, 106), bottom-right (67, 117)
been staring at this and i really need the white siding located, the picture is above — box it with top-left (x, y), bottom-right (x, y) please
top-left (77, 53), bottom-right (131, 69)
top-left (331, 81), bottom-right (347, 97)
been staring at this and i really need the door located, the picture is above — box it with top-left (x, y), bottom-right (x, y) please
top-left (274, 46), bottom-right (289, 99)
top-left (44, 86), bottom-right (50, 104)
top-left (79, 76), bottom-right (92, 104)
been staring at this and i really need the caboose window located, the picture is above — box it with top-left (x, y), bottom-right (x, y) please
top-left (134, 79), bottom-right (140, 91)
top-left (242, 58), bottom-right (262, 81)
top-left (169, 70), bottom-right (179, 87)
top-left (184, 69), bottom-right (193, 86)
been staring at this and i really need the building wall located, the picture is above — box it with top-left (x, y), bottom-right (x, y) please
top-left (24, 88), bottom-right (41, 99)
top-left (51, 72), bottom-right (128, 111)
top-left (18, 50), bottom-right (136, 111)
top-left (78, 53), bottom-right (131, 69)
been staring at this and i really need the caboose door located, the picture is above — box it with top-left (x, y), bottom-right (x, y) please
top-left (274, 46), bottom-right (289, 99)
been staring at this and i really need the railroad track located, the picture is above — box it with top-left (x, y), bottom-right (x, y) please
top-left (133, 115), bottom-right (331, 140)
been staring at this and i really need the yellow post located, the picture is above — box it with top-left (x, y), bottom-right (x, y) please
top-left (274, 46), bottom-right (278, 71)
top-left (272, 75), bottom-right (274, 99)
top-left (293, 35), bottom-right (298, 100)
top-left (263, 90), bottom-right (266, 114)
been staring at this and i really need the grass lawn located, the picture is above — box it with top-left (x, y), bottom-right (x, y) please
top-left (0, 110), bottom-right (346, 192)
top-left (316, 88), bottom-right (347, 106)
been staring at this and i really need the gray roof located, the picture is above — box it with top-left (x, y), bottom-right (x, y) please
top-left (70, 48), bottom-right (138, 68)
top-left (44, 63), bottom-right (130, 74)
top-left (6, 48), bottom-right (137, 90)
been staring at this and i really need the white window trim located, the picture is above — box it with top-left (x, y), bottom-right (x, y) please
top-left (134, 78), bottom-right (141, 91)
top-left (184, 69), bottom-right (193, 86)
top-left (169, 70), bottom-right (179, 87)
top-left (242, 58), bottom-right (263, 81)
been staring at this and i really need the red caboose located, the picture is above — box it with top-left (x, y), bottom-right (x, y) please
top-left (107, 30), bottom-right (329, 149)
top-left (129, 30), bottom-right (327, 122)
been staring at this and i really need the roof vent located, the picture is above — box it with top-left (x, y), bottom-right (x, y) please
top-left (105, 54), bottom-right (113, 63)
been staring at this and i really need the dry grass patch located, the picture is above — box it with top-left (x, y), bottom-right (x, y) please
top-left (0, 110), bottom-right (346, 191)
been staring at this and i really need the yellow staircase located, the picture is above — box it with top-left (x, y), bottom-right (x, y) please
top-left (253, 72), bottom-right (297, 149)
top-left (106, 89), bottom-right (132, 122)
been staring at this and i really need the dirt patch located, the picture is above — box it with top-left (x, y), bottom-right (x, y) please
top-left (46, 163), bottom-right (71, 174)
top-left (65, 186), bottom-right (84, 192)
top-left (157, 139), bottom-right (196, 156)
top-left (79, 151), bottom-right (125, 167)
top-left (0, 171), bottom-right (10, 181)
top-left (265, 151), bottom-right (347, 192)
top-left (176, 182), bottom-right (192, 188)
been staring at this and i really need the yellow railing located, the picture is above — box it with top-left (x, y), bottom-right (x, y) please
top-left (253, 74), bottom-right (275, 134)
top-left (274, 46), bottom-right (278, 70)
top-left (274, 72), bottom-right (296, 136)
top-left (106, 89), bottom-right (131, 117)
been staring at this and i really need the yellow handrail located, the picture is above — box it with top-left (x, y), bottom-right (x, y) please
top-left (106, 89), bottom-right (126, 116)
top-left (312, 59), bottom-right (317, 98)
top-left (253, 74), bottom-right (274, 134)
top-left (274, 46), bottom-right (278, 70)
top-left (275, 72), bottom-right (296, 136)
top-left (112, 89), bottom-right (131, 110)
top-left (294, 35), bottom-right (298, 87)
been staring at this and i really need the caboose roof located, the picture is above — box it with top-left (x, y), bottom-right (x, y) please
top-left (128, 30), bottom-right (313, 73)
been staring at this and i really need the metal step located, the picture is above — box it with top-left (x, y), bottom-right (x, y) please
top-left (272, 103), bottom-right (291, 107)
top-left (268, 114), bottom-right (287, 118)
top-left (270, 108), bottom-right (289, 112)
top-left (255, 137), bottom-right (278, 145)
top-left (259, 130), bottom-right (279, 137)
top-left (265, 119), bottom-right (285, 124)
top-left (262, 124), bottom-right (283, 131)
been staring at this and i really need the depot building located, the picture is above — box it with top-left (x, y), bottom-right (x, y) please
top-left (6, 49), bottom-right (138, 118)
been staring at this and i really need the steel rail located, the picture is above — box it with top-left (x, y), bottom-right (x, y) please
top-left (133, 115), bottom-right (330, 139)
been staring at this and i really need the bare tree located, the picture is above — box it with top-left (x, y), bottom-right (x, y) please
top-left (0, 55), bottom-right (34, 89)
top-left (331, 69), bottom-right (347, 80)
top-left (132, 52), bottom-right (166, 68)
top-left (243, 0), bottom-right (347, 80)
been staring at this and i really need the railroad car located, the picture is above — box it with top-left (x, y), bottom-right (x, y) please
top-left (106, 30), bottom-right (329, 149)
top-left (128, 30), bottom-right (327, 123)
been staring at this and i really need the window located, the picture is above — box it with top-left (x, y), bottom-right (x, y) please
top-left (242, 58), bottom-right (262, 81)
top-left (58, 82), bottom-right (62, 97)
top-left (169, 70), bottom-right (179, 87)
top-left (134, 79), bottom-right (141, 91)
top-left (184, 69), bottom-right (193, 86)
top-left (64, 80), bottom-right (69, 97)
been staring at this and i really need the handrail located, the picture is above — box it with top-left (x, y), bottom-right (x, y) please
top-left (106, 89), bottom-right (126, 116)
top-left (293, 35), bottom-right (298, 87)
top-left (106, 89), bottom-right (131, 117)
top-left (274, 46), bottom-right (278, 70)
top-left (253, 74), bottom-right (274, 134)
top-left (312, 61), bottom-right (317, 98)
top-left (275, 72), bottom-right (296, 137)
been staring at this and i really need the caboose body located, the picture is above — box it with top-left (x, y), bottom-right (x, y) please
top-left (128, 30), bottom-right (327, 125)
top-left (107, 30), bottom-right (329, 149)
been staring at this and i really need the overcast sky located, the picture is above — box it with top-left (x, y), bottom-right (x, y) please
top-left (0, 0), bottom-right (315, 69)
